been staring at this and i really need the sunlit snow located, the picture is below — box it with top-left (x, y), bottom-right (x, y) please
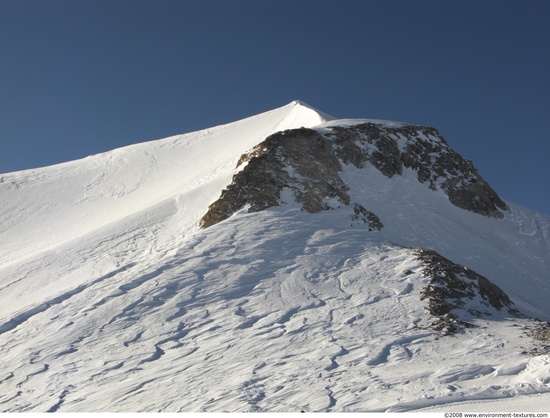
top-left (0, 101), bottom-right (548, 412)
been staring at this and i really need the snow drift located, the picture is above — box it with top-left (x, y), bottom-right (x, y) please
top-left (0, 101), bottom-right (549, 412)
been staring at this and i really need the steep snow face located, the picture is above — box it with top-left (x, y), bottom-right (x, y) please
top-left (0, 100), bottom-right (329, 266)
top-left (341, 164), bottom-right (550, 321)
top-left (0, 101), bottom-right (549, 412)
top-left (0, 101), bottom-right (330, 319)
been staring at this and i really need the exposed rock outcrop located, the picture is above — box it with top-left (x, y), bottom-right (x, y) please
top-left (351, 203), bottom-right (384, 231)
top-left (524, 320), bottom-right (550, 355)
top-left (200, 121), bottom-right (507, 228)
top-left (414, 248), bottom-right (523, 334)
top-left (327, 123), bottom-right (507, 218)
top-left (199, 127), bottom-right (360, 228)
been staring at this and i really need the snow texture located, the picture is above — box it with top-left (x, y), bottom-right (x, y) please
top-left (0, 101), bottom-right (549, 412)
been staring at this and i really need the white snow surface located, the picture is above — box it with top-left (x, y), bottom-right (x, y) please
top-left (0, 101), bottom-right (549, 412)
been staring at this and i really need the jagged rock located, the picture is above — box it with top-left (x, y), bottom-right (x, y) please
top-left (351, 203), bottom-right (383, 231)
top-left (414, 248), bottom-right (523, 334)
top-left (200, 121), bottom-right (508, 228)
top-left (200, 128), bottom-right (355, 228)
top-left (327, 123), bottom-right (507, 218)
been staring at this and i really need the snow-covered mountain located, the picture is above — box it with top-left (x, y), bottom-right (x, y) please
top-left (0, 101), bottom-right (549, 412)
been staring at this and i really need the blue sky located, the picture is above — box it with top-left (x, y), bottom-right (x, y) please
top-left (1, 0), bottom-right (549, 215)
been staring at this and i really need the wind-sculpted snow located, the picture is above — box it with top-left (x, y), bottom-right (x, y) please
top-left (0, 208), bottom-right (549, 412)
top-left (0, 101), bottom-right (549, 412)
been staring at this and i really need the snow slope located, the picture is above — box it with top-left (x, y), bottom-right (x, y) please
top-left (0, 100), bottom-right (331, 320)
top-left (0, 101), bottom-right (549, 412)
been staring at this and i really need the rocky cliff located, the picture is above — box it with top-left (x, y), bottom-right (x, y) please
top-left (200, 121), bottom-right (507, 229)
top-left (415, 248), bottom-right (523, 334)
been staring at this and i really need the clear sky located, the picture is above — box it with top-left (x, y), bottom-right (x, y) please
top-left (1, 0), bottom-right (548, 215)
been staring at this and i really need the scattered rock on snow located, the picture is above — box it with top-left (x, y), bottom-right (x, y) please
top-left (414, 248), bottom-right (524, 334)
top-left (523, 319), bottom-right (550, 355)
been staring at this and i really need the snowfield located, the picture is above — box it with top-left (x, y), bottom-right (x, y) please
top-left (0, 101), bottom-right (549, 412)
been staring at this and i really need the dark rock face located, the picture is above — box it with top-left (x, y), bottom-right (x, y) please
top-left (200, 121), bottom-right (507, 228)
top-left (327, 123), bottom-right (507, 218)
top-left (414, 248), bottom-right (523, 334)
top-left (351, 204), bottom-right (384, 231)
top-left (200, 128), bottom-right (358, 228)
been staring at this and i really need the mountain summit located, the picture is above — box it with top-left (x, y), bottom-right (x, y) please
top-left (0, 102), bottom-right (549, 412)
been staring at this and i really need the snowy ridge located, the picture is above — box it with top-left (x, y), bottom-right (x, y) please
top-left (0, 101), bottom-right (329, 318)
top-left (0, 101), bottom-right (549, 412)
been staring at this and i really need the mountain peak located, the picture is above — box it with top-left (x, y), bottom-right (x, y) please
top-left (288, 99), bottom-right (309, 107)
top-left (284, 99), bottom-right (336, 124)
top-left (288, 99), bottom-right (318, 109)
